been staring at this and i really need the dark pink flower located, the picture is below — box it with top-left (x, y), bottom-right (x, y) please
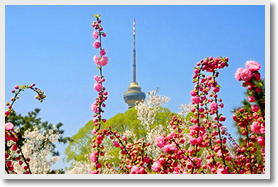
top-left (257, 136), bottom-right (265, 147)
top-left (113, 141), bottom-right (120, 147)
top-left (191, 96), bottom-right (201, 104)
top-left (5, 110), bottom-right (10, 116)
top-left (251, 105), bottom-right (259, 112)
top-left (93, 41), bottom-right (101, 49)
top-left (11, 144), bottom-right (17, 151)
top-left (100, 49), bottom-right (106, 56)
top-left (219, 116), bottom-right (226, 122)
top-left (248, 96), bottom-right (256, 103)
top-left (210, 102), bottom-right (218, 111)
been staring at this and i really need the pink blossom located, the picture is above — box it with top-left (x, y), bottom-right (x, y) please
top-left (122, 136), bottom-right (127, 141)
top-left (93, 55), bottom-right (101, 66)
top-left (248, 96), bottom-right (256, 103)
top-left (99, 56), bottom-right (108, 66)
top-left (217, 149), bottom-right (223, 158)
top-left (94, 82), bottom-right (103, 92)
top-left (155, 136), bottom-right (166, 148)
top-left (91, 104), bottom-right (98, 113)
top-left (94, 75), bottom-right (100, 82)
top-left (210, 102), bottom-right (218, 111)
top-left (93, 31), bottom-right (98, 39)
top-left (250, 122), bottom-right (262, 134)
top-left (113, 141), bottom-right (120, 147)
top-left (89, 153), bottom-right (97, 163)
top-left (235, 68), bottom-right (243, 81)
top-left (151, 161), bottom-right (161, 172)
top-left (257, 136), bottom-right (265, 147)
top-left (130, 166), bottom-right (140, 174)
top-left (100, 49), bottom-right (106, 56)
top-left (240, 68), bottom-right (253, 81)
top-left (93, 41), bottom-right (101, 49)
top-left (189, 138), bottom-right (197, 145)
top-left (102, 33), bottom-right (107, 37)
top-left (260, 127), bottom-right (265, 134)
top-left (251, 105), bottom-right (259, 112)
top-left (158, 158), bottom-right (166, 164)
top-left (196, 136), bottom-right (203, 144)
top-left (162, 144), bottom-right (178, 153)
top-left (5, 123), bottom-right (14, 131)
top-left (190, 91), bottom-right (197, 96)
top-left (245, 60), bottom-right (261, 72)
top-left (191, 96), bottom-right (201, 104)
top-left (217, 166), bottom-right (228, 174)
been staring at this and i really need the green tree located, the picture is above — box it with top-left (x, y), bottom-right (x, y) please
top-left (65, 107), bottom-right (175, 168)
top-left (7, 108), bottom-right (71, 174)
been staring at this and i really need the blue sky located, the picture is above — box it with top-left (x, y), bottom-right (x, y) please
top-left (5, 5), bottom-right (265, 169)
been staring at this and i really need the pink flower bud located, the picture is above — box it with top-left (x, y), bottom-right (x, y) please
top-left (113, 141), bottom-right (120, 147)
top-left (247, 96), bottom-right (256, 102)
top-left (100, 49), bottom-right (106, 56)
top-left (5, 110), bottom-right (11, 116)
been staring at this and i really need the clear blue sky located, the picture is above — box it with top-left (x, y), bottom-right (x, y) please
top-left (5, 5), bottom-right (265, 169)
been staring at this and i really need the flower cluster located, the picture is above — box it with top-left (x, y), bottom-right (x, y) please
top-left (5, 84), bottom-right (46, 119)
top-left (5, 84), bottom-right (47, 174)
top-left (90, 14), bottom-right (109, 174)
top-left (233, 60), bottom-right (265, 174)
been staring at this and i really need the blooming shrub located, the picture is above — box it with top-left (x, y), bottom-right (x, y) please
top-left (87, 15), bottom-right (265, 174)
top-left (5, 84), bottom-right (65, 174)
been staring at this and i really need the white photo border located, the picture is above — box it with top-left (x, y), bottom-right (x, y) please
top-left (1, 0), bottom-right (270, 180)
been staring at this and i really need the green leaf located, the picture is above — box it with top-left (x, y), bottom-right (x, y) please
top-left (185, 143), bottom-right (190, 150)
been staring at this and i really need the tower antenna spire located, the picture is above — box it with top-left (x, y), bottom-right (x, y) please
top-left (133, 19), bottom-right (136, 83)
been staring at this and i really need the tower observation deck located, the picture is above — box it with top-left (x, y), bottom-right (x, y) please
top-left (123, 19), bottom-right (146, 109)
